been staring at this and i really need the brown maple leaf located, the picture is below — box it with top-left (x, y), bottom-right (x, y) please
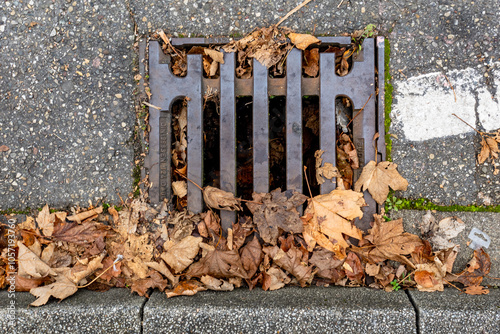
top-left (263, 245), bottom-right (314, 287)
top-left (302, 189), bottom-right (364, 260)
top-left (308, 249), bottom-right (344, 282)
top-left (17, 241), bottom-right (56, 278)
top-left (239, 235), bottom-right (263, 279)
top-left (185, 245), bottom-right (248, 279)
top-left (262, 266), bottom-right (291, 291)
top-left (161, 236), bottom-right (202, 273)
top-left (52, 220), bottom-right (109, 244)
top-left (354, 161), bottom-right (408, 205)
top-left (354, 215), bottom-right (422, 267)
top-left (246, 189), bottom-right (307, 245)
top-left (131, 270), bottom-right (170, 297)
top-left (29, 274), bottom-right (78, 307)
top-left (455, 248), bottom-right (490, 287)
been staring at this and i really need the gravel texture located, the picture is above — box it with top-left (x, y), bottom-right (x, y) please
top-left (143, 286), bottom-right (417, 334)
top-left (0, 0), bottom-right (136, 209)
top-left (391, 210), bottom-right (499, 286)
top-left (0, 289), bottom-right (146, 334)
top-left (408, 288), bottom-right (500, 334)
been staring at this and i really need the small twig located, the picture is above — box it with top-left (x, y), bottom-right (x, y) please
top-left (337, 0), bottom-right (345, 8)
top-left (346, 93), bottom-right (373, 129)
top-left (304, 166), bottom-right (313, 198)
top-left (397, 270), bottom-right (415, 285)
top-left (452, 113), bottom-right (484, 137)
top-left (142, 102), bottom-right (161, 110)
top-left (276, 0), bottom-right (314, 27)
top-left (174, 169), bottom-right (203, 191)
top-left (398, 69), bottom-right (407, 79)
top-left (78, 255), bottom-right (123, 289)
top-left (444, 279), bottom-right (464, 293)
top-left (486, 275), bottom-right (500, 280)
top-left (443, 74), bottom-right (457, 102)
top-left (158, 31), bottom-right (183, 59)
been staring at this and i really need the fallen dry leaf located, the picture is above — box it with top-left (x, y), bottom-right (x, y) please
top-left (201, 275), bottom-right (234, 291)
top-left (0, 145), bottom-right (9, 152)
top-left (455, 248), bottom-right (490, 287)
top-left (263, 245), bottom-right (314, 287)
top-left (339, 133), bottom-right (359, 169)
top-left (262, 266), bottom-right (291, 291)
top-left (162, 236), bottom-right (202, 273)
top-left (17, 241), bottom-right (56, 279)
top-left (145, 260), bottom-right (178, 286)
top-left (309, 249), bottom-right (344, 282)
top-left (15, 275), bottom-right (51, 292)
top-left (357, 215), bottom-right (422, 267)
top-left (344, 252), bottom-right (364, 283)
top-left (354, 161), bottom-right (408, 205)
top-left (36, 205), bottom-right (55, 237)
top-left (246, 189), bottom-right (307, 245)
top-left (203, 186), bottom-right (242, 211)
top-left (464, 285), bottom-right (489, 295)
top-left (131, 270), bottom-right (170, 297)
top-left (185, 248), bottom-right (248, 279)
top-left (165, 280), bottom-right (206, 298)
top-left (69, 253), bottom-right (105, 285)
top-left (240, 236), bottom-right (263, 279)
top-left (30, 275), bottom-right (78, 306)
top-left (303, 48), bottom-right (319, 77)
top-left (67, 206), bottom-right (103, 222)
top-left (302, 189), bottom-right (364, 259)
top-left (315, 150), bottom-right (341, 185)
top-left (52, 220), bottom-right (109, 244)
top-left (414, 262), bottom-right (445, 292)
top-left (419, 211), bottom-right (465, 250)
top-left (288, 33), bottom-right (320, 50)
top-left (204, 48), bottom-right (225, 64)
top-left (172, 181), bottom-right (187, 198)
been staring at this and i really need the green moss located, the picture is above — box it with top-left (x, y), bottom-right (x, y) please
top-left (384, 38), bottom-right (393, 161)
top-left (388, 197), bottom-right (500, 213)
top-left (0, 208), bottom-right (31, 215)
top-left (132, 164), bottom-right (141, 198)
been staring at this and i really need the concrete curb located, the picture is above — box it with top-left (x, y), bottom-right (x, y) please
top-left (2, 287), bottom-right (499, 333)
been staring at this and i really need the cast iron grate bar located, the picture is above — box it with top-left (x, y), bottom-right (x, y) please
top-left (145, 36), bottom-right (385, 232)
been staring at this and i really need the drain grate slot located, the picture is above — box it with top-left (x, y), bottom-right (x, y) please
top-left (146, 36), bottom-right (385, 231)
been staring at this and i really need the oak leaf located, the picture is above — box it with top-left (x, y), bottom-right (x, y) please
top-left (302, 189), bottom-right (364, 260)
top-left (246, 189), bottom-right (307, 245)
top-left (354, 161), bottom-right (408, 205)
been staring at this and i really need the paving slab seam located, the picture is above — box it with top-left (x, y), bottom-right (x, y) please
top-left (405, 289), bottom-right (421, 334)
top-left (139, 294), bottom-right (150, 334)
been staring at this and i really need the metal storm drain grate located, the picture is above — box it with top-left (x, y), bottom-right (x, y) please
top-left (145, 36), bottom-right (385, 231)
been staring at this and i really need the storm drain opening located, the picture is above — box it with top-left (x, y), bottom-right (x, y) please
top-left (146, 36), bottom-right (386, 232)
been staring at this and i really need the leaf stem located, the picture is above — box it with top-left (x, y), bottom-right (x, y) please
top-left (452, 113), bottom-right (484, 137)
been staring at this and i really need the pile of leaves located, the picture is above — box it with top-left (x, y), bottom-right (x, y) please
top-left (0, 155), bottom-right (492, 306)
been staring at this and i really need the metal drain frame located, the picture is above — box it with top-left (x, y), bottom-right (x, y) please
top-left (144, 36), bottom-right (385, 231)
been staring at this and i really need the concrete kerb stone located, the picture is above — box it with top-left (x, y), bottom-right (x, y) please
top-left (391, 209), bottom-right (500, 286)
top-left (0, 289), bottom-right (146, 334)
top-left (407, 288), bottom-right (500, 334)
top-left (142, 286), bottom-right (417, 334)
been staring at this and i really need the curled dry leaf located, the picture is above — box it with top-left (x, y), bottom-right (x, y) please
top-left (354, 161), bottom-right (408, 205)
top-left (203, 186), bottom-right (242, 211)
top-left (162, 236), bottom-right (202, 273)
top-left (302, 189), bottom-right (364, 260)
top-left (339, 133), bottom-right (359, 169)
top-left (414, 263), bottom-right (445, 292)
top-left (67, 206), bottom-right (103, 222)
top-left (288, 33), bottom-right (320, 50)
top-left (262, 266), bottom-right (291, 291)
top-left (204, 48), bottom-right (225, 64)
top-left (36, 205), bottom-right (55, 237)
top-left (303, 48), bottom-right (319, 77)
top-left (172, 181), bottom-right (187, 198)
top-left (309, 249), bottom-right (344, 282)
top-left (246, 189), bottom-right (307, 245)
top-left (131, 270), bottom-right (170, 297)
top-left (344, 252), bottom-right (364, 283)
top-left (419, 211), bottom-right (465, 251)
top-left (263, 245), bottom-right (314, 287)
top-left (201, 275), bottom-right (234, 291)
top-left (239, 236), bottom-right (263, 279)
top-left (145, 260), bottom-right (178, 286)
top-left (165, 280), bottom-right (206, 298)
top-left (315, 150), bottom-right (340, 185)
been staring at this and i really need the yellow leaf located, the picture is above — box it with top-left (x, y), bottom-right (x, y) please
top-left (289, 33), bottom-right (320, 50)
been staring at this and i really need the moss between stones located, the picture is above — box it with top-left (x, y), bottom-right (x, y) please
top-left (132, 164), bottom-right (141, 198)
top-left (384, 38), bottom-right (393, 162)
top-left (389, 197), bottom-right (500, 213)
